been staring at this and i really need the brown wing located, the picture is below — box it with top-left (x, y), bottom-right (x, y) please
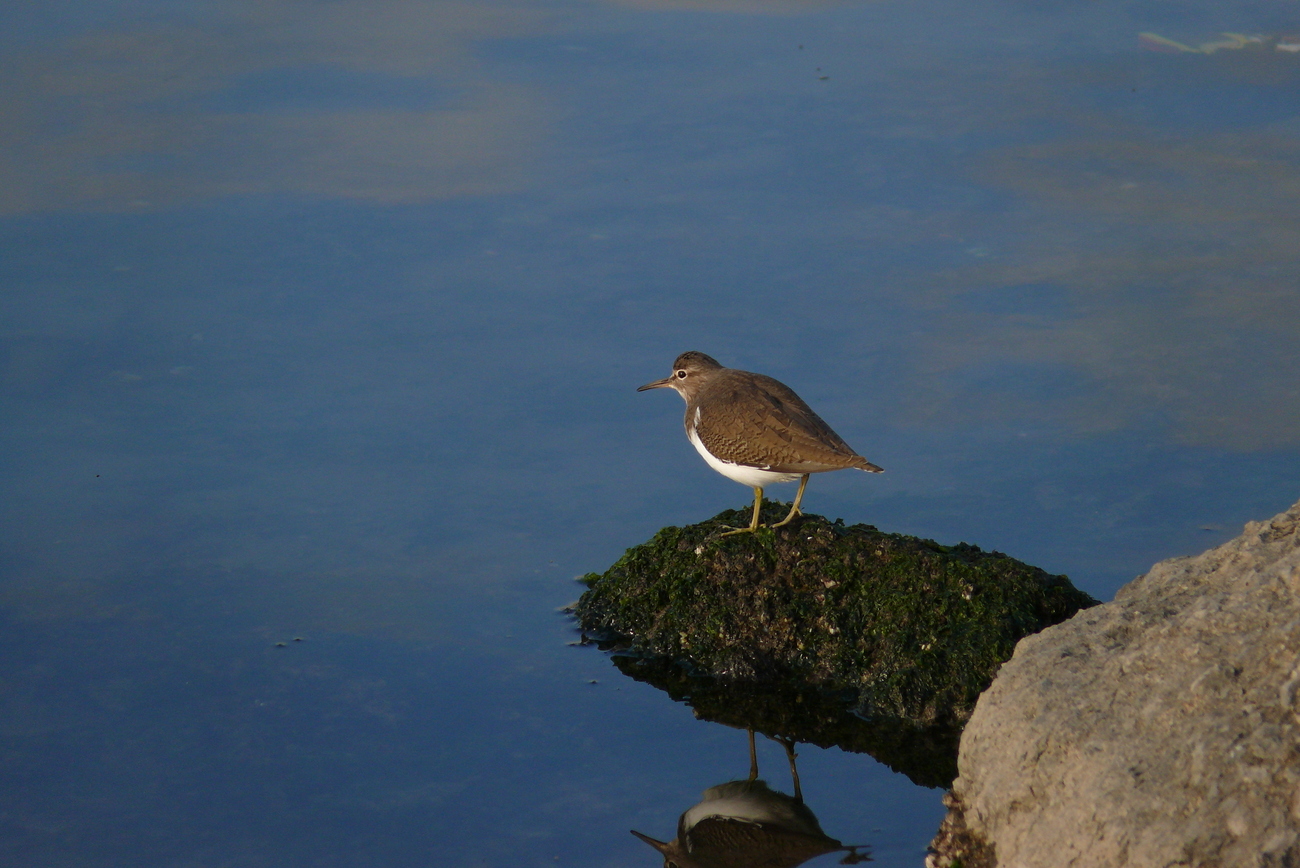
top-left (684, 817), bottom-right (846, 868)
top-left (694, 370), bottom-right (882, 474)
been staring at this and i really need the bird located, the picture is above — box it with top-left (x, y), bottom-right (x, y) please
top-left (638, 352), bottom-right (881, 535)
top-left (630, 729), bottom-right (870, 868)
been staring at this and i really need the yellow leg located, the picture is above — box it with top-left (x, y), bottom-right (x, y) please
top-left (772, 474), bottom-right (810, 528)
top-left (721, 486), bottom-right (764, 536)
top-left (773, 734), bottom-right (802, 801)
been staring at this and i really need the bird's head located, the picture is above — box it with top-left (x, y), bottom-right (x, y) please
top-left (630, 829), bottom-right (690, 867)
top-left (637, 351), bottom-right (723, 402)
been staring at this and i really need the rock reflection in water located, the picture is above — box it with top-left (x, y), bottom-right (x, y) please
top-left (609, 653), bottom-right (960, 789)
top-left (632, 729), bottom-right (871, 868)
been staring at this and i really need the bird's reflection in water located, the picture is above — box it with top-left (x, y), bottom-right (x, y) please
top-left (632, 729), bottom-right (871, 867)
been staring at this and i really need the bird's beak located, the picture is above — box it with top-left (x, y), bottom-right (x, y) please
top-left (630, 830), bottom-right (671, 853)
top-left (637, 377), bottom-right (673, 392)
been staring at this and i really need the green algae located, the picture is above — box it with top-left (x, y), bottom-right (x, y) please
top-left (575, 503), bottom-right (1098, 725)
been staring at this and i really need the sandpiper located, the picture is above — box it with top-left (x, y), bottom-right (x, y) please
top-left (638, 352), bottom-right (881, 534)
top-left (630, 729), bottom-right (870, 867)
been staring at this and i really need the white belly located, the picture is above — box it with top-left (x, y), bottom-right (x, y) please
top-left (688, 425), bottom-right (802, 488)
top-left (682, 794), bottom-right (789, 831)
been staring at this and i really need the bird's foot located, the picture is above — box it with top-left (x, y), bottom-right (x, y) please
top-left (719, 489), bottom-right (766, 536)
top-left (770, 506), bottom-right (802, 528)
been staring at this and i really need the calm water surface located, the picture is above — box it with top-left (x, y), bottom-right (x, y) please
top-left (3, 1), bottom-right (1300, 865)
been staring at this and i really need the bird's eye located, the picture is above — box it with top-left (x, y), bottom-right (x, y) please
top-left (676, 370), bottom-right (687, 379)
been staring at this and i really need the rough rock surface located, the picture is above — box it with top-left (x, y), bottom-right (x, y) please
top-left (575, 504), bottom-right (1096, 726)
top-left (929, 498), bottom-right (1300, 868)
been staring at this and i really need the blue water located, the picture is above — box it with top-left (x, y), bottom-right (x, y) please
top-left (3, 1), bottom-right (1299, 865)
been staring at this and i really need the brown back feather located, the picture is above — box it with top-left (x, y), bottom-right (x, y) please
top-left (691, 370), bottom-right (881, 474)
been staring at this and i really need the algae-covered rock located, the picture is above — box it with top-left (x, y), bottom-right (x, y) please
top-left (575, 503), bottom-right (1097, 724)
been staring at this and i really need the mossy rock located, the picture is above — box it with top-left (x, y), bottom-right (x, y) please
top-left (575, 503), bottom-right (1098, 725)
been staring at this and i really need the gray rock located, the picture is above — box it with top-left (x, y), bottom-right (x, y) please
top-left (930, 498), bottom-right (1300, 868)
